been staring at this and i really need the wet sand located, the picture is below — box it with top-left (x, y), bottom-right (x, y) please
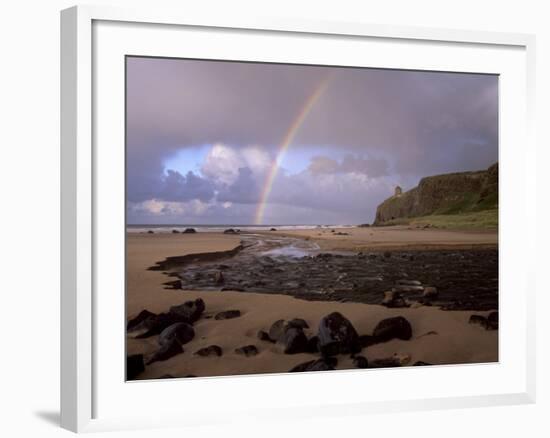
top-left (265, 225), bottom-right (498, 252)
top-left (126, 229), bottom-right (498, 379)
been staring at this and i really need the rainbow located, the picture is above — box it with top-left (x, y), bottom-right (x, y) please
top-left (254, 75), bottom-right (332, 224)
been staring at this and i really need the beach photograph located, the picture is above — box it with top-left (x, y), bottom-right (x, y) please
top-left (125, 57), bottom-right (498, 380)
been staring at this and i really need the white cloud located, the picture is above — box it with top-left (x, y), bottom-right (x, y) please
top-left (201, 144), bottom-right (243, 185)
top-left (201, 143), bottom-right (272, 186)
top-left (129, 199), bottom-right (212, 217)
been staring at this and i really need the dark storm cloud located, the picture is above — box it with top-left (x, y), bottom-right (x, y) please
top-left (126, 56), bottom-right (498, 223)
top-left (159, 170), bottom-right (215, 202)
top-left (216, 167), bottom-right (262, 204)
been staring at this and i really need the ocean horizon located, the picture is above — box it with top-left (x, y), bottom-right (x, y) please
top-left (126, 224), bottom-right (356, 233)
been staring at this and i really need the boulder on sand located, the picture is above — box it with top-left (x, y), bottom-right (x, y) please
top-left (317, 312), bottom-right (360, 356)
top-left (369, 353), bottom-right (411, 368)
top-left (257, 330), bottom-right (275, 343)
top-left (133, 312), bottom-right (185, 338)
top-left (194, 345), bottom-right (223, 357)
top-left (306, 335), bottom-right (320, 353)
top-left (146, 339), bottom-right (184, 365)
top-left (289, 357), bottom-right (337, 372)
top-left (287, 318), bottom-right (309, 329)
top-left (352, 355), bottom-right (369, 369)
top-left (169, 298), bottom-right (205, 323)
top-left (282, 327), bottom-right (309, 354)
top-left (158, 322), bottom-right (195, 347)
top-left (214, 309), bottom-right (241, 320)
top-left (267, 319), bottom-right (310, 354)
top-left (372, 316), bottom-right (412, 342)
top-left (127, 309), bottom-right (156, 331)
top-left (183, 228), bottom-right (197, 233)
top-left (468, 314), bottom-right (488, 328)
top-left (127, 354), bottom-right (145, 380)
top-left (487, 311), bottom-right (498, 330)
top-left (358, 334), bottom-right (378, 348)
top-left (235, 345), bottom-right (259, 357)
top-left (268, 319), bottom-right (287, 342)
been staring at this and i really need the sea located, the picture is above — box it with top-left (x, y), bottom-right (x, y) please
top-left (126, 224), bottom-right (355, 234)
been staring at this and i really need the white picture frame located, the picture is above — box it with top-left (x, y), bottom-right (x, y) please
top-left (60, 4), bottom-right (536, 433)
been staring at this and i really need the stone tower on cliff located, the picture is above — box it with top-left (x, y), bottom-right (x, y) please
top-left (394, 186), bottom-right (403, 197)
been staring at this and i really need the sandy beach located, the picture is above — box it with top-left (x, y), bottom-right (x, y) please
top-left (264, 225), bottom-right (498, 252)
top-left (126, 228), bottom-right (498, 380)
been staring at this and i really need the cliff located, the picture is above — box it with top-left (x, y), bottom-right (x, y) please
top-left (374, 163), bottom-right (498, 225)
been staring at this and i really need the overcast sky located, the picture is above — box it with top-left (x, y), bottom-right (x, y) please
top-left (126, 56), bottom-right (498, 225)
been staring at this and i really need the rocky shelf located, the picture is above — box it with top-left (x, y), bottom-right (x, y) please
top-left (155, 235), bottom-right (498, 311)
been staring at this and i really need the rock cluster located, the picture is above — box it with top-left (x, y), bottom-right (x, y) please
top-left (126, 298), bottom-right (244, 379)
top-left (256, 312), bottom-right (419, 373)
top-left (171, 240), bottom-right (498, 311)
top-left (381, 280), bottom-right (438, 308)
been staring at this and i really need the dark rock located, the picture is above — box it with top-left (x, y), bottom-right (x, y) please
top-left (214, 309), bottom-right (241, 320)
top-left (413, 361), bottom-right (432, 366)
top-left (468, 314), bottom-right (488, 328)
top-left (383, 251), bottom-right (391, 258)
top-left (381, 290), bottom-right (409, 308)
top-left (423, 286), bottom-right (438, 298)
top-left (353, 355), bottom-right (369, 369)
top-left (221, 287), bottom-right (245, 292)
top-left (287, 318), bottom-right (309, 329)
top-left (487, 311), bottom-right (498, 330)
top-left (183, 228), bottom-right (197, 234)
top-left (282, 327), bottom-right (309, 354)
top-left (270, 228), bottom-right (277, 231)
top-left (214, 271), bottom-right (225, 285)
top-left (169, 298), bottom-right (205, 323)
top-left (369, 355), bottom-right (408, 368)
top-left (358, 334), bottom-right (378, 348)
top-left (266, 319), bottom-right (310, 353)
top-left (305, 335), bottom-right (319, 353)
top-left (127, 309), bottom-right (156, 331)
top-left (289, 357), bottom-right (337, 372)
top-left (172, 229), bottom-right (180, 234)
top-left (372, 316), bottom-right (413, 342)
top-left (194, 345), bottom-right (223, 357)
top-left (133, 312), bottom-right (185, 338)
top-left (257, 330), bottom-right (275, 343)
top-left (268, 319), bottom-right (286, 342)
top-left (146, 339), bottom-right (184, 365)
top-left (183, 374), bottom-right (197, 378)
top-left (223, 228), bottom-right (239, 234)
top-left (158, 322), bottom-right (195, 346)
top-left (147, 230), bottom-right (154, 234)
top-left (164, 280), bottom-right (182, 290)
top-left (127, 354), bottom-right (145, 380)
top-left (317, 312), bottom-right (360, 356)
top-left (235, 345), bottom-right (259, 357)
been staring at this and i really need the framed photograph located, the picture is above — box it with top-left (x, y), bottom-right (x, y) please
top-left (61, 5), bottom-right (536, 433)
